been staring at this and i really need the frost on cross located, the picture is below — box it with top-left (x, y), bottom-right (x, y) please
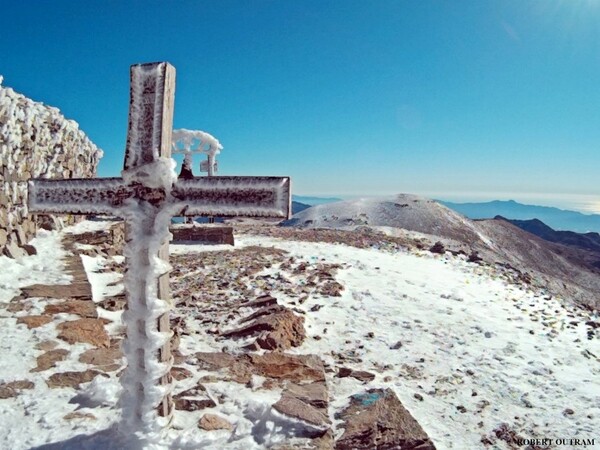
top-left (27, 61), bottom-right (291, 446)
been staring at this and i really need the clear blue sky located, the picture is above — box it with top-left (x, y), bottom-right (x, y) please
top-left (1, 1), bottom-right (599, 208)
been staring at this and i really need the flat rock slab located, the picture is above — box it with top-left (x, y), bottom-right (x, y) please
top-left (44, 300), bottom-right (98, 318)
top-left (0, 380), bottom-right (35, 399)
top-left (193, 352), bottom-right (327, 386)
top-left (46, 370), bottom-right (107, 389)
top-left (78, 347), bottom-right (122, 367)
top-left (16, 315), bottom-right (53, 329)
top-left (335, 388), bottom-right (436, 450)
top-left (273, 394), bottom-right (330, 429)
top-left (31, 348), bottom-right (69, 373)
top-left (57, 319), bottom-right (110, 348)
top-left (20, 282), bottom-right (92, 300)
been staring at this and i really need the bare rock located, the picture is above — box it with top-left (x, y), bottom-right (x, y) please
top-left (16, 315), bottom-right (53, 329)
top-left (337, 367), bottom-right (375, 383)
top-left (44, 300), bottom-right (98, 318)
top-left (46, 370), bottom-right (107, 389)
top-left (273, 395), bottom-right (330, 429)
top-left (335, 388), bottom-right (436, 449)
top-left (78, 347), bottom-right (122, 367)
top-left (250, 353), bottom-right (325, 383)
top-left (198, 413), bottom-right (234, 431)
top-left (22, 244), bottom-right (37, 255)
top-left (0, 380), bottom-right (35, 399)
top-left (97, 294), bottom-right (126, 312)
top-left (222, 309), bottom-right (305, 351)
top-left (171, 367), bottom-right (193, 381)
top-left (429, 241), bottom-right (445, 254)
top-left (63, 412), bottom-right (97, 421)
top-left (31, 349), bottom-right (69, 372)
top-left (284, 382), bottom-right (328, 409)
top-left (57, 319), bottom-right (110, 348)
top-left (174, 384), bottom-right (216, 411)
top-left (21, 282), bottom-right (92, 300)
top-left (35, 340), bottom-right (59, 351)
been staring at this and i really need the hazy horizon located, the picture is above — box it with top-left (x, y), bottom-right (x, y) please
top-left (293, 191), bottom-right (600, 215)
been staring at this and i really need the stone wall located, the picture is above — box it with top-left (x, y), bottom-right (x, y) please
top-left (0, 76), bottom-right (103, 258)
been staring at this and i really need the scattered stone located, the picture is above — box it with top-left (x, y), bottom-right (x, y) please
top-left (484, 331), bottom-right (492, 338)
top-left (78, 347), bottom-right (122, 367)
top-left (337, 367), bottom-right (375, 383)
top-left (57, 319), bottom-right (110, 348)
top-left (198, 413), bottom-right (233, 431)
top-left (456, 405), bottom-right (467, 413)
top-left (365, 332), bottom-right (374, 339)
top-left (31, 349), bottom-right (69, 372)
top-left (429, 241), bottom-right (445, 254)
top-left (21, 244), bottom-right (37, 256)
top-left (16, 315), bottom-right (53, 329)
top-left (390, 341), bottom-right (403, 350)
top-left (171, 367), bottom-right (193, 381)
top-left (222, 309), bottom-right (306, 351)
top-left (46, 370), bottom-right (107, 389)
top-left (0, 380), bottom-right (34, 399)
top-left (273, 395), bottom-right (330, 429)
top-left (563, 408), bottom-right (575, 416)
top-left (174, 384), bottom-right (216, 411)
top-left (335, 388), bottom-right (436, 449)
top-left (414, 393), bottom-right (424, 402)
top-left (63, 412), bottom-right (97, 421)
top-left (97, 294), bottom-right (126, 312)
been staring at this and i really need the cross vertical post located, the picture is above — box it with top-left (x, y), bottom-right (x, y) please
top-left (121, 61), bottom-right (176, 426)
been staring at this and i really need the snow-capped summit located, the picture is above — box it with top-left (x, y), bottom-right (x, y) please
top-left (283, 193), bottom-right (600, 311)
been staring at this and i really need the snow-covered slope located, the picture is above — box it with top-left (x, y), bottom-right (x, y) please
top-left (0, 221), bottom-right (598, 449)
top-left (283, 194), bottom-right (600, 310)
top-left (283, 194), bottom-right (487, 246)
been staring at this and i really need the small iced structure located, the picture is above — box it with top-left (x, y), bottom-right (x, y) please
top-left (172, 129), bottom-right (222, 177)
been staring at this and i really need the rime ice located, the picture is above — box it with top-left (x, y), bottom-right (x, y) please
top-left (26, 62), bottom-right (291, 442)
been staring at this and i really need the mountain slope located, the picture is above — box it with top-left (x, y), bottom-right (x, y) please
top-left (283, 194), bottom-right (600, 309)
top-left (496, 216), bottom-right (600, 255)
top-left (441, 199), bottom-right (600, 233)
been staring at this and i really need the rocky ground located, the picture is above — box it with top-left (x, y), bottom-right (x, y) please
top-left (0, 221), bottom-right (598, 449)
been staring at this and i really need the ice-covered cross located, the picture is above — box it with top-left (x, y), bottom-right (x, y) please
top-left (27, 62), bottom-right (291, 440)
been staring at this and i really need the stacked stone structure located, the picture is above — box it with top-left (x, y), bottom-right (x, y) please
top-left (0, 76), bottom-right (103, 258)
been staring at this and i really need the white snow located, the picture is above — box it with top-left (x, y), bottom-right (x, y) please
top-left (172, 129), bottom-right (222, 157)
top-left (1, 223), bottom-right (598, 449)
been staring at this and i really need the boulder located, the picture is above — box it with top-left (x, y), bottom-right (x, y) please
top-left (78, 347), bottom-right (122, 367)
top-left (198, 413), bottom-right (234, 431)
top-left (0, 380), bottom-right (35, 399)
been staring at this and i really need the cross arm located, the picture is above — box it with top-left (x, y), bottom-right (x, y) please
top-left (171, 176), bottom-right (291, 218)
top-left (27, 178), bottom-right (152, 215)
